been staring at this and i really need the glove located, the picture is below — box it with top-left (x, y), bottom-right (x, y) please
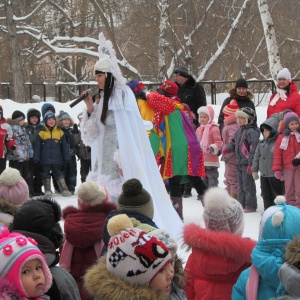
top-left (73, 123), bottom-right (79, 134)
top-left (292, 158), bottom-right (300, 166)
top-left (252, 172), bottom-right (259, 180)
top-left (207, 146), bottom-right (214, 154)
top-left (274, 171), bottom-right (283, 180)
top-left (246, 165), bottom-right (252, 175)
top-left (222, 147), bottom-right (229, 156)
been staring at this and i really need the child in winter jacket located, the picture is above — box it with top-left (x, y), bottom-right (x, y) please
top-left (7, 110), bottom-right (34, 195)
top-left (278, 235), bottom-right (300, 298)
top-left (183, 187), bottom-right (256, 300)
top-left (196, 105), bottom-right (223, 189)
top-left (0, 225), bottom-right (52, 299)
top-left (60, 181), bottom-right (116, 300)
top-left (33, 111), bottom-right (71, 197)
top-left (223, 107), bottom-right (260, 212)
top-left (84, 214), bottom-right (174, 300)
top-left (57, 110), bottom-right (77, 194)
top-left (73, 112), bottom-right (91, 183)
top-left (251, 116), bottom-right (285, 210)
top-left (221, 99), bottom-right (240, 199)
top-left (272, 112), bottom-right (300, 207)
top-left (232, 196), bottom-right (300, 300)
top-left (25, 108), bottom-right (44, 196)
top-left (0, 105), bottom-right (16, 174)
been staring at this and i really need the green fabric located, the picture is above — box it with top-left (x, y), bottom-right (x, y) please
top-left (149, 130), bottom-right (160, 156)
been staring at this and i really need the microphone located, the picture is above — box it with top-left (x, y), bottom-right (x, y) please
top-left (69, 88), bottom-right (95, 108)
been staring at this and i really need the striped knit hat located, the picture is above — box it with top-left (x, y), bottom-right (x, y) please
top-left (223, 99), bottom-right (239, 117)
top-left (0, 224), bottom-right (52, 297)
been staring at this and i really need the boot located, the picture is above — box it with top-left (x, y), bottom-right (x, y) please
top-left (57, 178), bottom-right (72, 197)
top-left (42, 178), bottom-right (52, 196)
top-left (170, 196), bottom-right (184, 221)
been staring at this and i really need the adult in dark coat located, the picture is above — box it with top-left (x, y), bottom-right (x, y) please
top-left (218, 79), bottom-right (256, 134)
top-left (174, 66), bottom-right (207, 127)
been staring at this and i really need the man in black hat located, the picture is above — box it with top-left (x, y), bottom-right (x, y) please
top-left (174, 65), bottom-right (207, 127)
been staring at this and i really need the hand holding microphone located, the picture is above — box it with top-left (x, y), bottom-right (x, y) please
top-left (69, 88), bottom-right (95, 108)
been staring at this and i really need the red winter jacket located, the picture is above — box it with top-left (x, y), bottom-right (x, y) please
top-left (272, 133), bottom-right (300, 171)
top-left (267, 81), bottom-right (300, 118)
top-left (61, 202), bottom-right (116, 300)
top-left (0, 118), bottom-right (15, 158)
top-left (183, 223), bottom-right (256, 300)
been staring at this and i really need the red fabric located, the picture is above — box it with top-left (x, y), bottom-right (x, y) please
top-left (61, 202), bottom-right (116, 300)
top-left (183, 223), bottom-right (256, 300)
top-left (267, 81), bottom-right (300, 118)
top-left (272, 133), bottom-right (300, 171)
top-left (0, 118), bottom-right (15, 158)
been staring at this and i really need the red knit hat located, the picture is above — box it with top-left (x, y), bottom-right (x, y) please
top-left (223, 99), bottom-right (239, 117)
top-left (158, 80), bottom-right (178, 97)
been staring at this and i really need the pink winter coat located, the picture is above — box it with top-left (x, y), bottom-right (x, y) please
top-left (267, 81), bottom-right (300, 119)
top-left (272, 133), bottom-right (300, 171)
top-left (183, 223), bottom-right (256, 300)
top-left (196, 123), bottom-right (223, 167)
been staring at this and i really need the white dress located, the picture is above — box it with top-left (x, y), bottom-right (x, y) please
top-left (80, 86), bottom-right (183, 240)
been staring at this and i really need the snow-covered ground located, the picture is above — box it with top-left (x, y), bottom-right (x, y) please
top-left (0, 97), bottom-right (268, 257)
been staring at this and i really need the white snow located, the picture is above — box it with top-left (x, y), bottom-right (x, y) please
top-left (0, 97), bottom-right (268, 260)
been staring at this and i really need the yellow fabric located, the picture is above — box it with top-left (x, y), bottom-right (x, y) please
top-left (137, 99), bottom-right (154, 122)
top-left (39, 125), bottom-right (64, 141)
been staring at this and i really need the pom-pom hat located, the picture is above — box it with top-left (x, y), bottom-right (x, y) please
top-left (283, 112), bottom-right (299, 128)
top-left (223, 99), bottom-right (239, 117)
top-left (150, 229), bottom-right (178, 253)
top-left (203, 187), bottom-right (245, 235)
top-left (118, 178), bottom-right (154, 219)
top-left (0, 168), bottom-right (29, 205)
top-left (106, 214), bottom-right (171, 285)
top-left (235, 78), bottom-right (248, 89)
top-left (0, 224), bottom-right (52, 297)
top-left (58, 110), bottom-right (71, 121)
top-left (77, 181), bottom-right (110, 208)
top-left (277, 68), bottom-right (292, 82)
top-left (43, 111), bottom-right (56, 124)
top-left (158, 80), bottom-right (178, 97)
top-left (127, 78), bottom-right (145, 97)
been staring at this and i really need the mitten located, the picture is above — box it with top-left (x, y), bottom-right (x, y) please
top-left (292, 151), bottom-right (300, 167)
top-left (73, 123), bottom-right (79, 134)
top-left (246, 165), bottom-right (252, 175)
top-left (222, 146), bottom-right (229, 156)
top-left (252, 172), bottom-right (259, 181)
top-left (207, 146), bottom-right (214, 154)
top-left (274, 171), bottom-right (283, 180)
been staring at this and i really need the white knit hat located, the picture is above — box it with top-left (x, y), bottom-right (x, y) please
top-left (94, 57), bottom-right (112, 74)
top-left (77, 181), bottom-right (110, 208)
top-left (150, 229), bottom-right (178, 253)
top-left (203, 187), bottom-right (245, 235)
top-left (277, 68), bottom-right (292, 82)
top-left (106, 214), bottom-right (171, 286)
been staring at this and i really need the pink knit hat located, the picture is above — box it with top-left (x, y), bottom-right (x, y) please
top-left (0, 168), bottom-right (29, 205)
top-left (197, 105), bottom-right (215, 123)
top-left (0, 224), bottom-right (52, 297)
top-left (223, 99), bottom-right (239, 117)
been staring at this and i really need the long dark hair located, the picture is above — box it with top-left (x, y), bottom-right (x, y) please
top-left (100, 72), bottom-right (115, 124)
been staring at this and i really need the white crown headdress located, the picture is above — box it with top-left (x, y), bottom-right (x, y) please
top-left (97, 32), bottom-right (126, 91)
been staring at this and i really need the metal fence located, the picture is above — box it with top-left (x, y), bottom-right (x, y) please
top-left (1, 79), bottom-right (299, 106)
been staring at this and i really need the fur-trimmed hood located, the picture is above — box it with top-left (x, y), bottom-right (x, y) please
top-left (84, 255), bottom-right (168, 300)
top-left (173, 256), bottom-right (186, 289)
top-left (285, 236), bottom-right (300, 268)
top-left (0, 198), bottom-right (19, 216)
top-left (0, 278), bottom-right (25, 299)
top-left (56, 117), bottom-right (74, 128)
top-left (183, 223), bottom-right (256, 264)
top-left (6, 118), bottom-right (27, 126)
top-left (229, 88), bottom-right (254, 101)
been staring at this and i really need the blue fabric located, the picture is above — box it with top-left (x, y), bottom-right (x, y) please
top-left (42, 103), bottom-right (55, 118)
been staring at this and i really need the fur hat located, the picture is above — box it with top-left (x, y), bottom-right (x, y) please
top-left (58, 110), bottom-right (71, 121)
top-left (27, 108), bottom-right (41, 124)
top-left (174, 66), bottom-right (190, 78)
top-left (106, 214), bottom-right (171, 285)
top-left (127, 78), bottom-right (145, 97)
top-left (0, 225), bottom-right (52, 297)
top-left (10, 197), bottom-right (63, 249)
top-left (77, 181), bottom-right (110, 208)
top-left (235, 107), bottom-right (256, 124)
top-left (283, 112), bottom-right (299, 128)
top-left (197, 105), bottom-right (215, 123)
top-left (277, 68), bottom-right (292, 82)
top-left (0, 168), bottom-right (29, 205)
top-left (118, 178), bottom-right (154, 219)
top-left (12, 110), bottom-right (25, 122)
top-left (150, 229), bottom-right (178, 253)
top-left (259, 196), bottom-right (300, 240)
top-left (43, 111), bottom-right (56, 124)
top-left (158, 80), bottom-right (178, 97)
top-left (94, 57), bottom-right (112, 74)
top-left (223, 99), bottom-right (239, 117)
top-left (235, 78), bottom-right (248, 89)
top-left (41, 103), bottom-right (55, 118)
top-left (203, 187), bottom-right (245, 235)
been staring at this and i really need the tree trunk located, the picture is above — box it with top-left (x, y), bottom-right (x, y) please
top-left (5, 0), bottom-right (25, 102)
top-left (257, 0), bottom-right (282, 80)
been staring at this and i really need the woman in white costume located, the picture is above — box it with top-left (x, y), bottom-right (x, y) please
top-left (79, 33), bottom-right (182, 240)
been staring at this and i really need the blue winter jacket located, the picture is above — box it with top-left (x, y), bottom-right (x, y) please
top-left (232, 238), bottom-right (289, 300)
top-left (33, 125), bottom-right (70, 165)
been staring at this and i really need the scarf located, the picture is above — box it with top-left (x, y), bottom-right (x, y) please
top-left (199, 123), bottom-right (212, 153)
top-left (269, 88), bottom-right (287, 106)
top-left (246, 265), bottom-right (259, 300)
top-left (280, 131), bottom-right (300, 150)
